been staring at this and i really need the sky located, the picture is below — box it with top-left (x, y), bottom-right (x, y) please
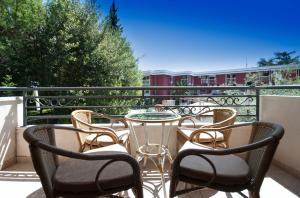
top-left (99, 0), bottom-right (300, 72)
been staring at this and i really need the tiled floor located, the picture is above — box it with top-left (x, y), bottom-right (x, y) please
top-left (0, 162), bottom-right (299, 198)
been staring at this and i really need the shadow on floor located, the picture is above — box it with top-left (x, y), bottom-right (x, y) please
top-left (1, 162), bottom-right (299, 198)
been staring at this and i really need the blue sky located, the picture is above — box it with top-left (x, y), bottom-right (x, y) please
top-left (99, 0), bottom-right (300, 72)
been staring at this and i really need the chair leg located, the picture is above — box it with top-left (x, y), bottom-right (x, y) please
top-left (80, 143), bottom-right (87, 152)
top-left (127, 140), bottom-right (131, 154)
top-left (169, 176), bottom-right (179, 198)
top-left (132, 184), bottom-right (143, 198)
top-left (249, 190), bottom-right (260, 198)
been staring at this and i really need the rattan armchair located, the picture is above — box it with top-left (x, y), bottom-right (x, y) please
top-left (170, 122), bottom-right (284, 198)
top-left (71, 110), bottom-right (130, 151)
top-left (23, 125), bottom-right (143, 198)
top-left (177, 107), bottom-right (237, 149)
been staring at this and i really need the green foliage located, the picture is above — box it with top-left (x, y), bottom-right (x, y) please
top-left (1, 74), bottom-right (15, 87)
top-left (43, 0), bottom-right (102, 86)
top-left (274, 51), bottom-right (300, 65)
top-left (0, 0), bottom-right (141, 87)
top-left (245, 69), bottom-right (300, 96)
top-left (246, 69), bottom-right (299, 87)
top-left (257, 51), bottom-right (300, 67)
top-left (104, 0), bottom-right (123, 33)
top-left (245, 73), bottom-right (260, 86)
top-left (1, 74), bottom-right (16, 96)
top-left (172, 80), bottom-right (188, 95)
top-left (257, 58), bottom-right (274, 67)
top-left (88, 18), bottom-right (142, 114)
top-left (0, 0), bottom-right (142, 117)
top-left (0, 0), bottom-right (45, 85)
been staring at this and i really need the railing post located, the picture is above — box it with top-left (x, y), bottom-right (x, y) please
top-left (142, 89), bottom-right (145, 99)
top-left (255, 88), bottom-right (260, 121)
top-left (23, 88), bottom-right (28, 126)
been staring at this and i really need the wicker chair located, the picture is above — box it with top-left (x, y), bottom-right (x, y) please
top-left (71, 110), bottom-right (130, 151)
top-left (23, 125), bottom-right (143, 198)
top-left (170, 122), bottom-right (284, 198)
top-left (177, 107), bottom-right (237, 149)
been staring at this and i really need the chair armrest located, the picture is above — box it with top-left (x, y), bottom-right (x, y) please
top-left (190, 122), bottom-right (253, 148)
top-left (178, 116), bottom-right (196, 127)
top-left (173, 128), bottom-right (274, 182)
top-left (190, 122), bottom-right (253, 140)
top-left (178, 108), bottom-right (213, 127)
top-left (25, 126), bottom-right (124, 159)
top-left (93, 112), bottom-right (128, 128)
top-left (181, 135), bottom-right (274, 157)
top-left (188, 130), bottom-right (217, 148)
top-left (94, 154), bottom-right (141, 192)
top-left (58, 125), bottom-right (119, 143)
top-left (71, 116), bottom-right (120, 143)
top-left (34, 139), bottom-right (141, 193)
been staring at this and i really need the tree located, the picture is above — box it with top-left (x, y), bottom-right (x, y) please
top-left (87, 4), bottom-right (142, 114)
top-left (0, 0), bottom-right (142, 116)
top-left (0, 0), bottom-right (45, 85)
top-left (104, 0), bottom-right (123, 32)
top-left (274, 51), bottom-right (300, 65)
top-left (43, 0), bottom-right (101, 86)
top-left (257, 51), bottom-right (299, 67)
top-left (257, 58), bottom-right (274, 67)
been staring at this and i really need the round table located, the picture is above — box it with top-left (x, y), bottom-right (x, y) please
top-left (125, 112), bottom-right (181, 198)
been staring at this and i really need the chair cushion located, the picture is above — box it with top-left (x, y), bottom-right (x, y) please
top-left (84, 144), bottom-right (128, 153)
top-left (179, 145), bottom-right (250, 186)
top-left (178, 127), bottom-right (224, 143)
top-left (85, 129), bottom-right (129, 146)
top-left (53, 145), bottom-right (133, 194)
top-left (179, 141), bottom-right (212, 152)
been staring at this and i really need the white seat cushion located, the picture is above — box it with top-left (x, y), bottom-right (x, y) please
top-left (84, 144), bottom-right (128, 154)
top-left (178, 127), bottom-right (224, 143)
top-left (179, 141), bottom-right (212, 152)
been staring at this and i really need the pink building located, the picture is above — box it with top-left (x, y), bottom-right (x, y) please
top-left (143, 64), bottom-right (300, 95)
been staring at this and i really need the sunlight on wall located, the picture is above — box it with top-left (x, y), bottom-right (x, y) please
top-left (0, 97), bottom-right (23, 169)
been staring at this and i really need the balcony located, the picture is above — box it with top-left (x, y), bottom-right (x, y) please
top-left (0, 86), bottom-right (300, 197)
top-left (225, 77), bottom-right (236, 86)
top-left (201, 79), bottom-right (216, 86)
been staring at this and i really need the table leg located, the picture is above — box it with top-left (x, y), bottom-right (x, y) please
top-left (166, 149), bottom-right (173, 164)
top-left (160, 155), bottom-right (167, 198)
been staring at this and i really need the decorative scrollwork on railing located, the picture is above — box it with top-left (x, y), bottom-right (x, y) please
top-left (206, 96), bottom-right (254, 106)
top-left (154, 105), bottom-right (211, 116)
top-left (27, 97), bottom-right (78, 107)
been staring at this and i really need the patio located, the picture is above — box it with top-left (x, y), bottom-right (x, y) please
top-left (1, 162), bottom-right (299, 197)
top-left (0, 86), bottom-right (300, 197)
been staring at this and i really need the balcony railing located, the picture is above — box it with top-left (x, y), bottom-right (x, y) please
top-left (1, 85), bottom-right (300, 125)
top-left (225, 77), bottom-right (236, 85)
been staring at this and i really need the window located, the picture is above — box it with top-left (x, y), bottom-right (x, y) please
top-left (180, 76), bottom-right (188, 86)
top-left (143, 76), bottom-right (150, 86)
top-left (226, 74), bottom-right (236, 85)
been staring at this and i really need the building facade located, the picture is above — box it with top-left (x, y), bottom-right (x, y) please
top-left (143, 64), bottom-right (300, 95)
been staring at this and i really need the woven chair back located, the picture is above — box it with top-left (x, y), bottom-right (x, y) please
top-left (24, 125), bottom-right (58, 196)
top-left (71, 110), bottom-right (93, 145)
top-left (247, 122), bottom-right (284, 189)
top-left (212, 108), bottom-right (237, 141)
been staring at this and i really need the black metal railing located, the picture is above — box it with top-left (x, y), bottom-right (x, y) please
top-left (0, 86), bottom-right (300, 125)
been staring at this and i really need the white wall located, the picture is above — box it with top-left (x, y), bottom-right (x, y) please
top-left (260, 95), bottom-right (300, 177)
top-left (17, 125), bottom-right (80, 162)
top-left (0, 97), bottom-right (23, 169)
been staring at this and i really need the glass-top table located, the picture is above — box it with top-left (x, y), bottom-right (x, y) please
top-left (125, 112), bottom-right (181, 198)
top-left (125, 112), bottom-right (181, 123)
